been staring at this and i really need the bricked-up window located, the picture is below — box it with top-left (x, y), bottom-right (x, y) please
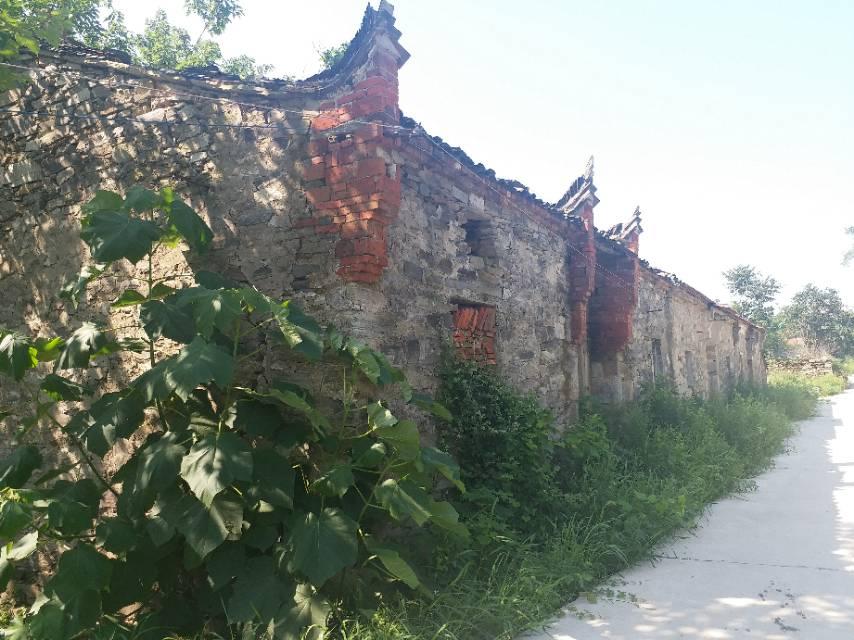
top-left (453, 305), bottom-right (497, 365)
top-left (651, 339), bottom-right (664, 383)
top-left (685, 350), bottom-right (696, 389)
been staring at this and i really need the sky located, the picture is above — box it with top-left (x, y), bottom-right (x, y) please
top-left (112, 0), bottom-right (854, 307)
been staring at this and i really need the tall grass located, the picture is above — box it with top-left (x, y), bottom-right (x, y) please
top-left (340, 368), bottom-right (818, 640)
top-left (767, 370), bottom-right (846, 399)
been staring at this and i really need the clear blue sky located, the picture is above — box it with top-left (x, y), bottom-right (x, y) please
top-left (113, 0), bottom-right (854, 307)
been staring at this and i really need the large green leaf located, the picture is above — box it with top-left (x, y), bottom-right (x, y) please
top-left (252, 447), bottom-right (295, 509)
top-left (174, 287), bottom-right (242, 339)
top-left (267, 299), bottom-right (324, 361)
top-left (80, 210), bottom-right (161, 263)
top-left (148, 488), bottom-right (230, 560)
top-left (374, 479), bottom-right (432, 526)
top-left (367, 402), bottom-right (397, 429)
top-left (233, 399), bottom-right (283, 439)
top-left (40, 374), bottom-right (92, 402)
top-left (59, 263), bottom-right (107, 309)
top-left (0, 446), bottom-right (42, 489)
top-left (0, 532), bottom-right (38, 587)
top-left (83, 190), bottom-right (123, 214)
top-left (54, 323), bottom-right (110, 370)
top-left (0, 501), bottom-right (30, 539)
top-left (133, 432), bottom-right (187, 498)
top-left (205, 542), bottom-right (245, 591)
top-left (134, 337), bottom-right (234, 402)
top-left (270, 584), bottom-right (330, 640)
top-left (411, 393), bottom-right (453, 422)
top-left (373, 420), bottom-right (420, 461)
top-left (169, 199), bottom-right (213, 254)
top-left (225, 556), bottom-right (288, 623)
top-left (309, 464), bottom-right (354, 499)
top-left (44, 479), bottom-right (101, 536)
top-left (46, 544), bottom-right (113, 601)
top-left (76, 391), bottom-right (145, 457)
top-left (363, 535), bottom-right (421, 589)
top-left (111, 289), bottom-right (147, 308)
top-left (95, 517), bottom-right (138, 554)
top-left (289, 508), bottom-right (358, 587)
top-left (262, 382), bottom-right (330, 436)
top-left (180, 432), bottom-right (252, 506)
top-left (121, 186), bottom-right (160, 213)
top-left (0, 332), bottom-right (37, 381)
top-left (140, 300), bottom-right (195, 344)
top-left (420, 446), bottom-right (465, 491)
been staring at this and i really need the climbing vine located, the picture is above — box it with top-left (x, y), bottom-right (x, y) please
top-left (0, 186), bottom-right (465, 639)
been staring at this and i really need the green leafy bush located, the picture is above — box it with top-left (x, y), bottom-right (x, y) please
top-left (767, 370), bottom-right (844, 404)
top-left (0, 187), bottom-right (465, 639)
top-left (436, 357), bottom-right (559, 534)
top-left (345, 361), bottom-right (816, 640)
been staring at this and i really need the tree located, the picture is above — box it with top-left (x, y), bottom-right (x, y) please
top-left (319, 41), bottom-right (348, 70)
top-left (0, 186), bottom-right (465, 639)
top-left (780, 284), bottom-right (854, 356)
top-left (0, 0), bottom-right (100, 88)
top-left (723, 264), bottom-right (781, 327)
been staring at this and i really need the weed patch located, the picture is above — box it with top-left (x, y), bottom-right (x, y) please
top-left (342, 362), bottom-right (817, 639)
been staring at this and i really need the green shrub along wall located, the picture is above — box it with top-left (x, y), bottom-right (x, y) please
top-left (341, 358), bottom-right (818, 640)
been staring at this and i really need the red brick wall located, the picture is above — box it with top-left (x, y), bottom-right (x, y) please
top-left (453, 305), bottom-right (497, 365)
top-left (588, 246), bottom-right (640, 357)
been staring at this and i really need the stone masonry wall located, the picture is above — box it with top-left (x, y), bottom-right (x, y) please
top-left (0, 3), bottom-right (765, 440)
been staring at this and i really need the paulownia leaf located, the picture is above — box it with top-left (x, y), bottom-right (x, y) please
top-left (352, 440), bottom-right (386, 469)
top-left (367, 402), bottom-right (397, 429)
top-left (225, 556), bottom-right (289, 624)
top-left (375, 479), bottom-right (432, 526)
top-left (0, 332), bottom-right (37, 381)
top-left (263, 381), bottom-right (330, 436)
top-left (0, 531), bottom-right (38, 588)
top-left (111, 289), bottom-right (147, 308)
top-left (289, 508), bottom-right (358, 587)
top-left (40, 374), bottom-right (92, 402)
top-left (122, 185), bottom-right (160, 213)
top-left (60, 263), bottom-right (105, 309)
top-left (309, 464), bottom-right (354, 499)
top-left (76, 391), bottom-right (145, 457)
top-left (32, 337), bottom-right (65, 363)
top-left (0, 501), bottom-right (30, 539)
top-left (420, 446), bottom-right (465, 491)
top-left (54, 323), bottom-right (110, 370)
top-left (411, 393), bottom-right (453, 422)
top-left (80, 210), bottom-right (161, 264)
top-left (44, 479), bottom-right (101, 535)
top-left (0, 446), bottom-right (42, 489)
top-left (83, 190), bottom-right (123, 214)
top-left (180, 431), bottom-right (252, 506)
top-left (95, 517), bottom-right (138, 554)
top-left (252, 447), bottom-right (295, 509)
top-left (363, 535), bottom-right (421, 589)
top-left (267, 300), bottom-right (324, 361)
top-left (205, 542), bottom-right (246, 591)
top-left (270, 583), bottom-right (330, 640)
top-left (168, 198), bottom-right (213, 254)
top-left (140, 300), bottom-right (195, 344)
top-left (174, 287), bottom-right (242, 339)
top-left (46, 543), bottom-right (113, 604)
top-left (134, 337), bottom-right (234, 402)
top-left (373, 419), bottom-right (420, 461)
top-left (133, 432), bottom-right (187, 498)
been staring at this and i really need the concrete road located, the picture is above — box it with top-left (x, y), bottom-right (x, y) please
top-left (526, 391), bottom-right (854, 640)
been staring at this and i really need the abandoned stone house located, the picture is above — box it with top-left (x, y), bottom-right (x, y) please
top-left (0, 2), bottom-right (765, 423)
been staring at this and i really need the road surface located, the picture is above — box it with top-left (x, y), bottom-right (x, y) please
top-left (526, 390), bottom-right (854, 639)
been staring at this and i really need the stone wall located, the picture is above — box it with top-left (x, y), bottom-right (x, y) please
top-left (0, 3), bottom-right (765, 435)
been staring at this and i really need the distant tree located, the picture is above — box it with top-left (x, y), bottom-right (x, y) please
top-left (723, 264), bottom-right (780, 327)
top-left (85, 8), bottom-right (132, 53)
top-left (221, 53), bottom-right (272, 78)
top-left (319, 41), bottom-right (348, 69)
top-left (723, 265), bottom-right (786, 358)
top-left (781, 284), bottom-right (854, 356)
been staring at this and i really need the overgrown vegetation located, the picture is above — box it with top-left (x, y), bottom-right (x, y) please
top-left (341, 358), bottom-right (817, 639)
top-left (0, 187), bottom-right (465, 639)
top-left (767, 370), bottom-right (846, 398)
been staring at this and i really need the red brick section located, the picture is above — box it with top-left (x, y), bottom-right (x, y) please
top-left (299, 8), bottom-right (405, 284)
top-left (453, 305), bottom-right (497, 366)
top-left (587, 245), bottom-right (640, 358)
top-left (567, 204), bottom-right (597, 345)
